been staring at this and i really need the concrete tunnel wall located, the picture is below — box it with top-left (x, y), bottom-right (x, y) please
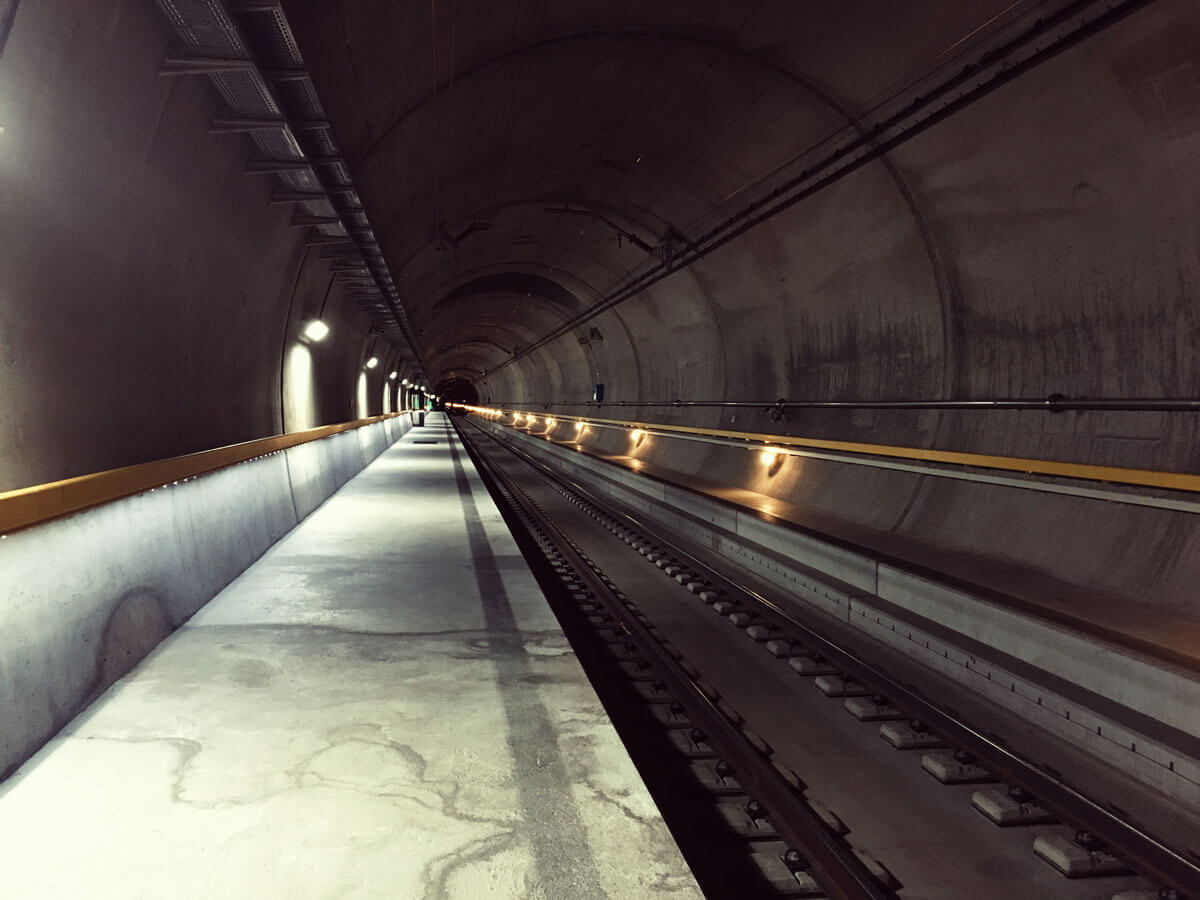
top-left (287, 1), bottom-right (1198, 617)
top-left (0, 2), bottom-right (435, 778)
top-left (586, 4), bottom-right (1200, 617)
top-left (0, 414), bottom-right (413, 782)
top-left (0, 0), bottom-right (415, 493)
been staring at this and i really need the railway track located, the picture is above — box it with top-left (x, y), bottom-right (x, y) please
top-left (456, 414), bottom-right (1197, 899)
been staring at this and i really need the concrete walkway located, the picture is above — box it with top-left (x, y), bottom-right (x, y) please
top-left (0, 414), bottom-right (700, 899)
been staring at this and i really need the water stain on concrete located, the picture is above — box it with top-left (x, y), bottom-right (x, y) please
top-left (227, 658), bottom-right (275, 688)
top-left (96, 587), bottom-right (173, 694)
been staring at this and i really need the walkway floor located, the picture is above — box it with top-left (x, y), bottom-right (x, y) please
top-left (0, 414), bottom-right (700, 899)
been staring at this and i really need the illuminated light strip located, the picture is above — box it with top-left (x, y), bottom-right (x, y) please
top-left (489, 409), bottom-right (1200, 497)
top-left (0, 411), bottom-right (415, 535)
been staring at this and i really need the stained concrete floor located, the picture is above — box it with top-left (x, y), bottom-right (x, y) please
top-left (0, 414), bottom-right (701, 899)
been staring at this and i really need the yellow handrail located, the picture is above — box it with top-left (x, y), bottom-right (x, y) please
top-left (0, 412), bottom-right (412, 536)
top-left (455, 405), bottom-right (1200, 495)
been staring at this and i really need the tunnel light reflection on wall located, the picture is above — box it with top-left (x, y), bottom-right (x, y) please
top-left (630, 429), bottom-right (644, 441)
top-left (355, 372), bottom-right (368, 419)
top-left (545, 418), bottom-right (556, 429)
top-left (365, 357), bottom-right (379, 370)
top-left (302, 319), bottom-right (330, 342)
top-left (760, 446), bottom-right (786, 477)
top-left (283, 343), bottom-right (317, 431)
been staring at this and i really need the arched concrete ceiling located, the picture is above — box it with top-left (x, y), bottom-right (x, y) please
top-left (282, 1), bottom-right (1041, 388)
top-left (282, 0), bottom-right (1199, 461)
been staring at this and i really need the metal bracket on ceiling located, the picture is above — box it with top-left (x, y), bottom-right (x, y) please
top-left (269, 189), bottom-right (325, 204)
top-left (243, 157), bottom-right (312, 174)
top-left (150, 0), bottom-right (427, 379)
top-left (544, 204), bottom-right (657, 254)
top-left (289, 214), bottom-right (341, 228)
top-left (158, 55), bottom-right (254, 76)
top-left (318, 248), bottom-right (363, 261)
top-left (210, 115), bottom-right (331, 133)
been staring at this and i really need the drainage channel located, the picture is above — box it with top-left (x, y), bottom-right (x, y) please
top-left (459, 417), bottom-right (1194, 900)
top-left (458, 418), bottom-right (894, 899)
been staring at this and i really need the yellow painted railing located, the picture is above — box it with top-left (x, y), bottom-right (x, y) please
top-left (454, 404), bottom-right (1200, 495)
top-left (0, 412), bottom-right (412, 535)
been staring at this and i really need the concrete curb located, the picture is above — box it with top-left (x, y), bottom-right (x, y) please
top-left (0, 415), bottom-right (411, 781)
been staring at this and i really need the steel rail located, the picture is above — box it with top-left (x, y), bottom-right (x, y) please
top-left (468, 418), bottom-right (1200, 895)
top-left (459, 419), bottom-right (897, 900)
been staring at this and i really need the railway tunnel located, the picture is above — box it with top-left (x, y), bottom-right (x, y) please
top-left (1, 0), bottom-right (1198, 897)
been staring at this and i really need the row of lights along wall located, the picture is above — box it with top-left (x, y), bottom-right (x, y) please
top-left (449, 404), bottom-right (785, 474)
top-left (298, 317), bottom-right (438, 417)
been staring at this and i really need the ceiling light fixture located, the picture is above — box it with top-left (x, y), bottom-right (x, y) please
top-left (302, 319), bottom-right (330, 342)
top-left (365, 357), bottom-right (379, 369)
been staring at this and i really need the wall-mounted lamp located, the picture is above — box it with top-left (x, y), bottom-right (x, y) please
top-left (389, 371), bottom-right (398, 380)
top-left (302, 319), bottom-right (330, 342)
top-left (761, 446), bottom-right (785, 476)
top-left (365, 357), bottom-right (379, 370)
top-left (401, 378), bottom-right (410, 386)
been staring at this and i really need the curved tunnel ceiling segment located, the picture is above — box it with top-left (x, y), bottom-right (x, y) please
top-left (283, 1), bottom-right (1078, 402)
top-left (432, 272), bottom-right (582, 315)
top-left (405, 255), bottom-right (613, 364)
top-left (392, 194), bottom-right (678, 279)
top-left (345, 25), bottom-right (953, 276)
top-left (347, 26), bottom-right (918, 176)
top-left (286, 17), bottom-right (968, 388)
top-left (395, 200), bottom-right (670, 329)
top-left (420, 273), bottom-right (586, 378)
top-left (419, 309), bottom-right (562, 377)
top-left (421, 306), bottom-right (572, 379)
top-left (424, 313), bottom-right (545, 348)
